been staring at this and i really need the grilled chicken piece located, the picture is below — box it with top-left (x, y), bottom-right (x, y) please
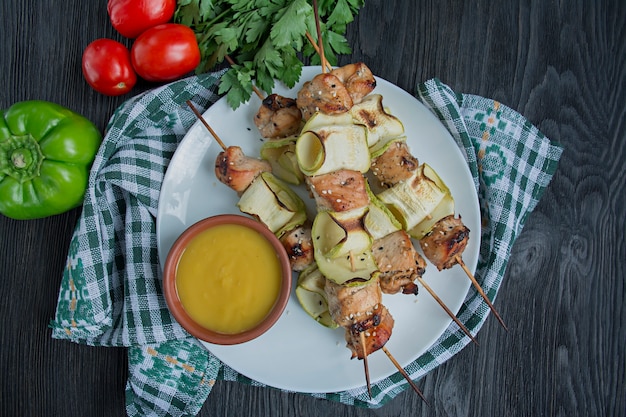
top-left (296, 73), bottom-right (353, 120)
top-left (372, 230), bottom-right (426, 295)
top-left (214, 146), bottom-right (272, 194)
top-left (345, 304), bottom-right (394, 359)
top-left (331, 62), bottom-right (377, 105)
top-left (324, 277), bottom-right (382, 328)
top-left (371, 141), bottom-right (419, 188)
top-left (306, 169), bottom-right (370, 212)
top-left (254, 94), bottom-right (303, 139)
top-left (420, 214), bottom-right (469, 270)
top-left (279, 223), bottom-right (314, 271)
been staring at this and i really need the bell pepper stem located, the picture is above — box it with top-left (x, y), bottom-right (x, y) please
top-left (0, 134), bottom-right (44, 182)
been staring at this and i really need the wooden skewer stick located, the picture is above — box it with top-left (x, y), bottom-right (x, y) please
top-left (382, 346), bottom-right (428, 404)
top-left (417, 276), bottom-right (479, 345)
top-left (312, 0), bottom-right (329, 73)
top-left (305, 32), bottom-right (333, 72)
top-left (186, 100), bottom-right (227, 151)
top-left (349, 250), bottom-right (357, 272)
top-left (224, 55), bottom-right (265, 101)
top-left (359, 332), bottom-right (372, 399)
top-left (456, 256), bottom-right (508, 331)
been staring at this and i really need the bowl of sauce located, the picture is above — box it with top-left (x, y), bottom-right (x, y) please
top-left (163, 214), bottom-right (292, 345)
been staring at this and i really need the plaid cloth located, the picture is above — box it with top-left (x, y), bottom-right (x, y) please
top-left (50, 73), bottom-right (562, 416)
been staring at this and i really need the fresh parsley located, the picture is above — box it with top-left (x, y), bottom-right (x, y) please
top-left (174, 0), bottom-right (365, 109)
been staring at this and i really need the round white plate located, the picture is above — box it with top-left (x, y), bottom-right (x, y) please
top-left (156, 66), bottom-right (480, 393)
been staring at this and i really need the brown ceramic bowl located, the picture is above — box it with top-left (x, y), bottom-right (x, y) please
top-left (163, 214), bottom-right (292, 345)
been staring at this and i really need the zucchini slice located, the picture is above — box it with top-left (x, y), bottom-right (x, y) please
top-left (295, 265), bottom-right (338, 328)
top-left (237, 172), bottom-right (307, 238)
top-left (260, 136), bottom-right (304, 185)
top-left (349, 94), bottom-right (405, 148)
top-left (364, 192), bottom-right (403, 240)
top-left (377, 163), bottom-right (451, 231)
top-left (296, 124), bottom-right (370, 176)
top-left (312, 207), bottom-right (372, 259)
top-left (311, 208), bottom-right (378, 285)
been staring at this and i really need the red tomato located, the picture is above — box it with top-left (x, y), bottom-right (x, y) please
top-left (82, 39), bottom-right (137, 96)
top-left (107, 0), bottom-right (176, 39)
top-left (131, 24), bottom-right (201, 83)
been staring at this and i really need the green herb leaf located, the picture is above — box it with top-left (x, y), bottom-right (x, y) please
top-left (218, 66), bottom-right (254, 109)
top-left (270, 0), bottom-right (312, 48)
top-left (175, 0), bottom-right (365, 109)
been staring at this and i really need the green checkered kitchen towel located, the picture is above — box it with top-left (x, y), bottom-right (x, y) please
top-left (50, 72), bottom-right (563, 416)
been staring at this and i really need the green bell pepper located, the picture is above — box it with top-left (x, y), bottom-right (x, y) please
top-left (0, 100), bottom-right (102, 220)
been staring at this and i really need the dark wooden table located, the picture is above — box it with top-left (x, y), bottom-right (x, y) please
top-left (1, 1), bottom-right (624, 416)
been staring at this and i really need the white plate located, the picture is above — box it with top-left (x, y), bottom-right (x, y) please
top-left (156, 67), bottom-right (480, 393)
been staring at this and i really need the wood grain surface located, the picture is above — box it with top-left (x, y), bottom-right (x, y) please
top-left (1, 1), bottom-right (624, 416)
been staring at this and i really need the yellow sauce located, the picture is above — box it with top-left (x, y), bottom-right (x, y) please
top-left (175, 223), bottom-right (282, 335)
